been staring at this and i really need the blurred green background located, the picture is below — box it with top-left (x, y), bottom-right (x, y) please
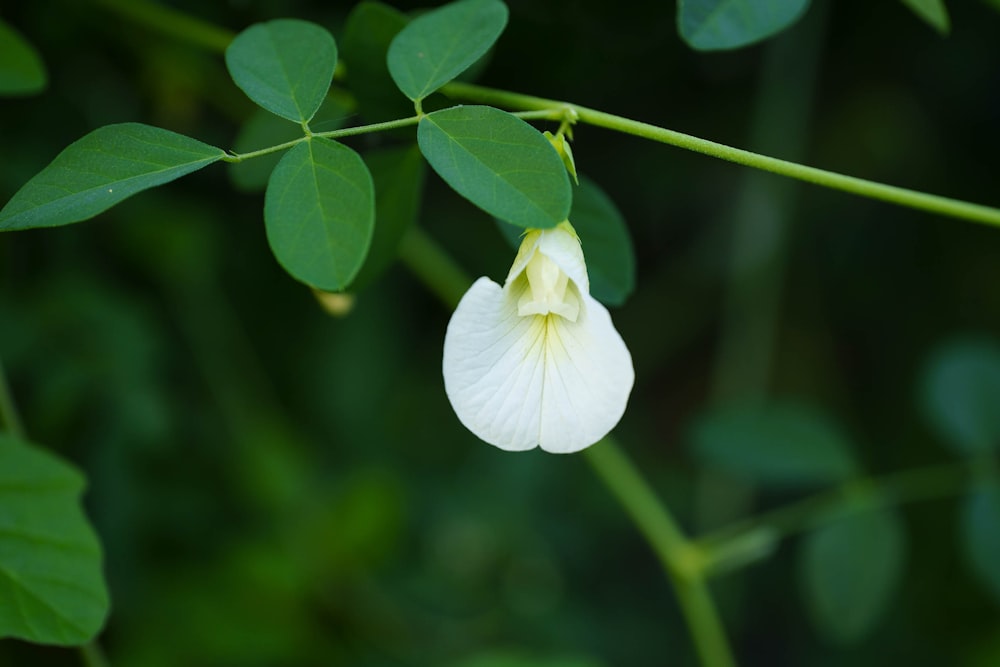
top-left (1, 0), bottom-right (999, 665)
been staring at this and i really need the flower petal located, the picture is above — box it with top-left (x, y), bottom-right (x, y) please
top-left (536, 294), bottom-right (633, 453)
top-left (505, 225), bottom-right (589, 294)
top-left (443, 277), bottom-right (545, 451)
top-left (443, 278), bottom-right (634, 453)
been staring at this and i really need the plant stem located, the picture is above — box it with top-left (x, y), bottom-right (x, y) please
top-left (698, 461), bottom-right (969, 561)
top-left (398, 228), bottom-right (737, 666)
top-left (397, 226), bottom-right (473, 309)
top-left (585, 438), bottom-right (736, 667)
top-left (94, 0), bottom-right (1000, 229)
top-left (313, 115), bottom-right (421, 140)
top-left (222, 116), bottom-right (423, 163)
top-left (440, 81), bottom-right (1000, 229)
top-left (695, 0), bottom-right (827, 537)
top-left (92, 0), bottom-right (234, 53)
top-left (511, 109), bottom-right (565, 121)
top-left (222, 137), bottom-right (306, 163)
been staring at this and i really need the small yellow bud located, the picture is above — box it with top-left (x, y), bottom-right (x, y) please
top-left (313, 289), bottom-right (355, 317)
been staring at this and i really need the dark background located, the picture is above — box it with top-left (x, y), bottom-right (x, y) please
top-left (1, 0), bottom-right (998, 665)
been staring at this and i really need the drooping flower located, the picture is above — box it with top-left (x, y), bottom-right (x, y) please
top-left (442, 222), bottom-right (634, 454)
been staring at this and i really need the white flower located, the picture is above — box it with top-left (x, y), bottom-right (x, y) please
top-left (442, 222), bottom-right (634, 454)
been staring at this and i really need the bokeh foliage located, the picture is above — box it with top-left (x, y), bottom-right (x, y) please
top-left (1, 0), bottom-right (999, 665)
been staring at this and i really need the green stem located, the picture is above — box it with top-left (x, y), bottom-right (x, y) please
top-left (398, 228), bottom-right (736, 666)
top-left (511, 109), bottom-right (565, 121)
top-left (440, 81), bottom-right (1000, 229)
top-left (222, 137), bottom-right (306, 163)
top-left (698, 461), bottom-right (969, 566)
top-left (583, 439), bottom-right (691, 573)
top-left (396, 226), bottom-right (474, 310)
top-left (92, 0), bottom-right (1000, 229)
top-left (92, 0), bottom-right (234, 53)
top-left (91, 0), bottom-right (1000, 229)
top-left (695, 1), bottom-right (827, 534)
top-left (585, 438), bottom-right (736, 667)
top-left (222, 116), bottom-right (422, 163)
top-left (313, 115), bottom-right (421, 140)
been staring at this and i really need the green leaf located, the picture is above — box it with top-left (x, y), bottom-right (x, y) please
top-left (418, 105), bottom-right (571, 229)
top-left (0, 434), bottom-right (109, 645)
top-left (566, 176), bottom-right (635, 306)
top-left (349, 145), bottom-right (426, 291)
top-left (678, 0), bottom-right (811, 51)
top-left (229, 97), bottom-right (349, 192)
top-left (689, 402), bottom-right (857, 486)
top-left (799, 505), bottom-right (906, 644)
top-left (342, 2), bottom-right (414, 122)
top-left (900, 0), bottom-right (951, 34)
top-left (962, 480), bottom-right (1000, 603)
top-left (0, 123), bottom-right (225, 231)
top-left (922, 337), bottom-right (1000, 455)
top-left (498, 176), bottom-right (634, 305)
top-left (0, 19), bottom-right (47, 96)
top-left (387, 0), bottom-right (508, 101)
top-left (225, 19), bottom-right (337, 123)
top-left (264, 138), bottom-right (375, 291)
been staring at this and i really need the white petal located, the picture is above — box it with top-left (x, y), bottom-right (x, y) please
top-left (505, 226), bottom-right (589, 294)
top-left (443, 277), bottom-right (545, 451)
top-left (534, 226), bottom-right (589, 295)
top-left (443, 278), bottom-right (634, 454)
top-left (536, 294), bottom-right (633, 453)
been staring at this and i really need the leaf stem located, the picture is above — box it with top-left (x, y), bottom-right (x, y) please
top-left (397, 228), bottom-right (736, 666)
top-left (222, 137), bottom-right (306, 163)
top-left (511, 109), bottom-right (565, 121)
top-left (697, 461), bottom-right (970, 570)
top-left (92, 0), bottom-right (1000, 229)
top-left (396, 226), bottom-right (473, 309)
top-left (584, 438), bottom-right (736, 667)
top-left (440, 81), bottom-right (1000, 229)
top-left (313, 115), bottom-right (421, 140)
top-left (223, 116), bottom-right (422, 163)
top-left (91, 0), bottom-right (234, 53)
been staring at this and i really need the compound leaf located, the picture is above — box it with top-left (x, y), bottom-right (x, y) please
top-left (418, 105), bottom-right (570, 229)
top-left (922, 337), bottom-right (1000, 455)
top-left (0, 123), bottom-right (224, 231)
top-left (962, 480), bottom-right (1000, 604)
top-left (226, 19), bottom-right (337, 123)
top-left (799, 504), bottom-right (906, 644)
top-left (387, 0), bottom-right (508, 101)
top-left (0, 434), bottom-right (109, 645)
top-left (678, 0), bottom-right (811, 51)
top-left (342, 1), bottom-right (413, 122)
top-left (264, 138), bottom-right (375, 291)
top-left (689, 402), bottom-right (858, 486)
